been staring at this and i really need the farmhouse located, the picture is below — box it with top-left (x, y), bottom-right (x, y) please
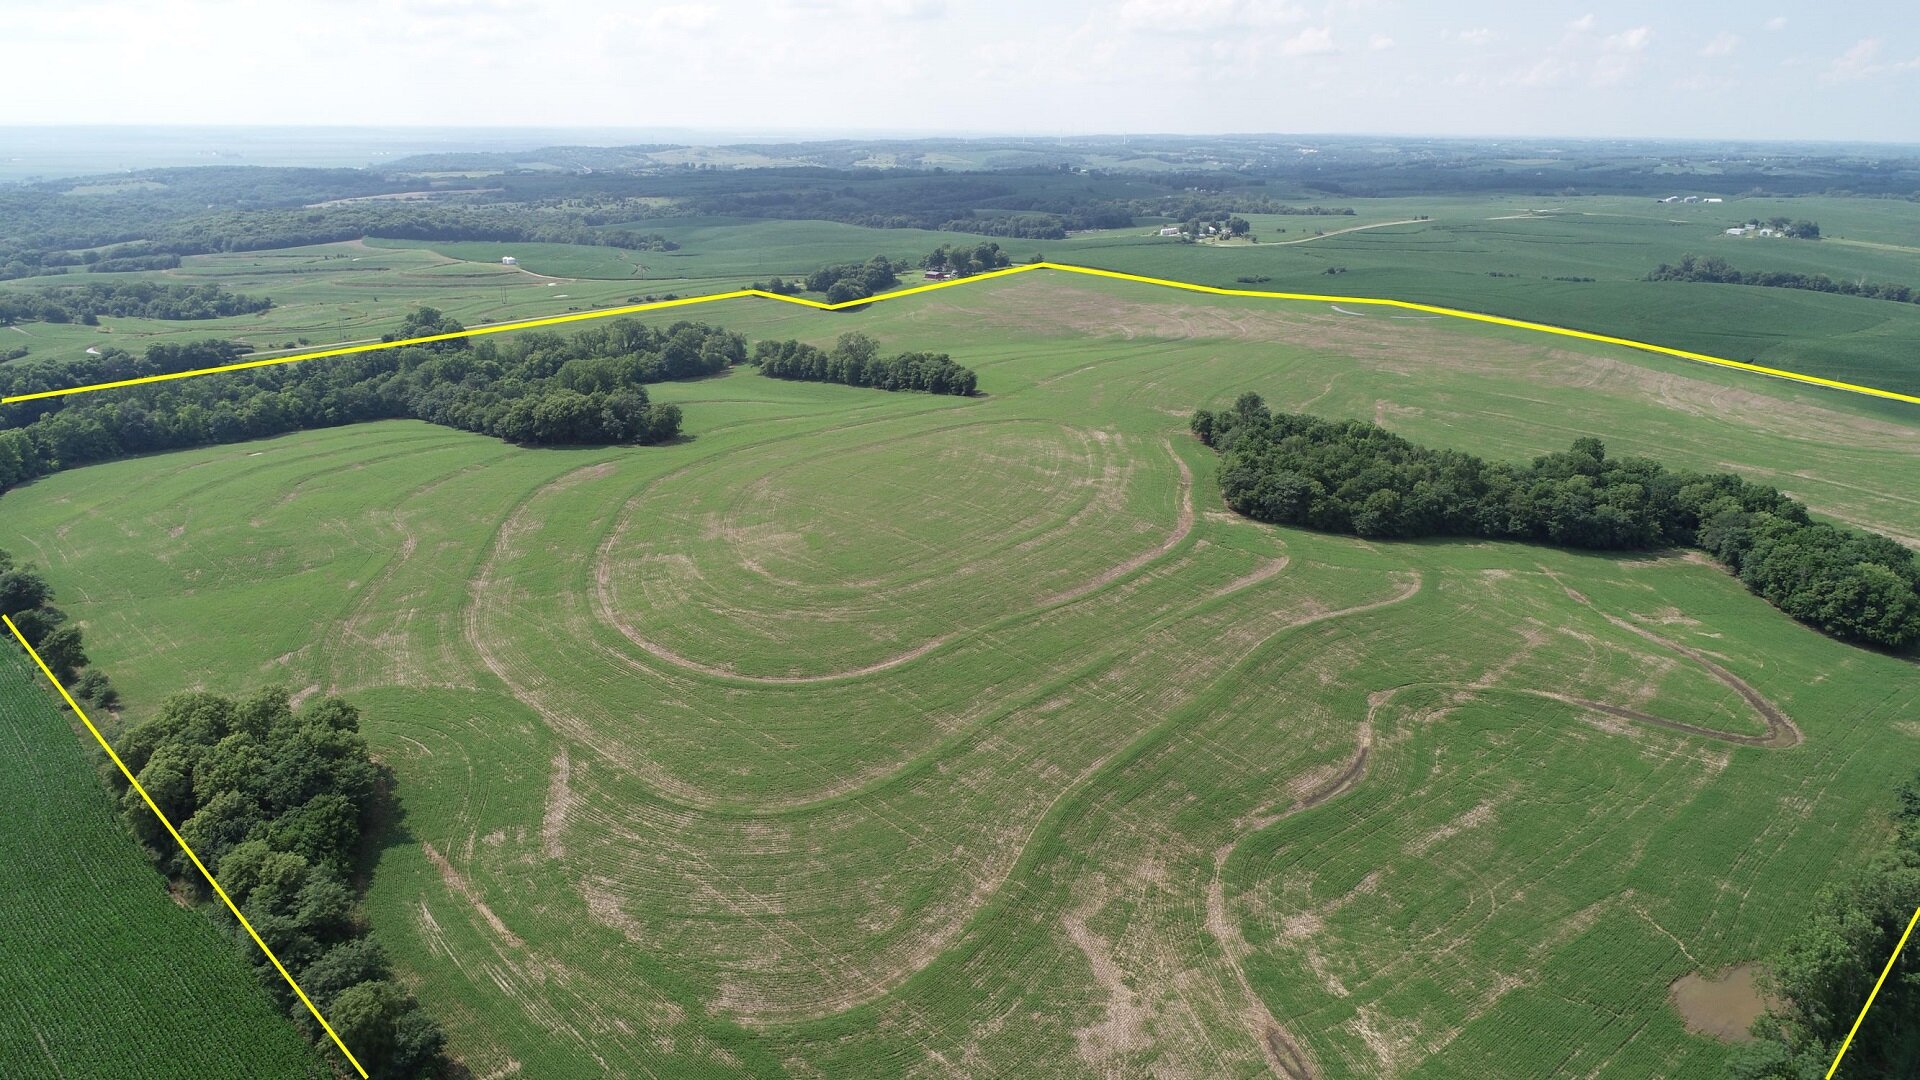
top-left (1157, 226), bottom-right (1182, 236)
top-left (501, 256), bottom-right (518, 265)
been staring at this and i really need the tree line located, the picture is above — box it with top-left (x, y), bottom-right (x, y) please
top-left (0, 311), bottom-right (755, 494)
top-left (1192, 395), bottom-right (1920, 649)
top-left (0, 549), bottom-right (114, 708)
top-left (1648, 254), bottom-right (1919, 305)
top-left (923, 241), bottom-right (1014, 276)
top-left (116, 686), bottom-right (450, 1078)
top-left (0, 280), bottom-right (274, 325)
top-left (1728, 771), bottom-right (1920, 1078)
top-left (752, 332), bottom-right (977, 395)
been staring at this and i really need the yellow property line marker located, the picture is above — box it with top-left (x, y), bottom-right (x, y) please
top-left (1826, 903), bottom-right (1919, 1078)
top-left (2, 615), bottom-right (370, 1079)
top-left (5, 261), bottom-right (1918, 407)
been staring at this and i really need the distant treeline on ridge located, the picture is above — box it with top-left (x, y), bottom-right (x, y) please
top-left (0, 309), bottom-right (751, 492)
top-left (1647, 253), bottom-right (1920, 305)
top-left (1193, 395), bottom-right (1920, 649)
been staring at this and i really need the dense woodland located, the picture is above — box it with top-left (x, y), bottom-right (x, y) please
top-left (752, 332), bottom-right (977, 395)
top-left (1649, 253), bottom-right (1919, 305)
top-left (1729, 772), bottom-right (1920, 1078)
top-left (114, 687), bottom-right (449, 1078)
top-left (0, 311), bottom-right (753, 493)
top-left (0, 280), bottom-right (273, 325)
top-left (1193, 395), bottom-right (1920, 649)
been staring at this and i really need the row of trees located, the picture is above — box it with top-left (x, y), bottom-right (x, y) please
top-left (1134, 195), bottom-right (1355, 221)
top-left (0, 281), bottom-right (273, 325)
top-left (923, 241), bottom-right (1014, 276)
top-left (752, 332), bottom-right (977, 395)
top-left (1193, 395), bottom-right (1920, 649)
top-left (750, 243), bottom-right (1013, 300)
top-left (1728, 772), bottom-right (1920, 1078)
top-left (0, 310), bottom-right (751, 493)
top-left (0, 549), bottom-right (112, 705)
top-left (117, 687), bottom-right (448, 1078)
top-left (1648, 254), bottom-right (1919, 304)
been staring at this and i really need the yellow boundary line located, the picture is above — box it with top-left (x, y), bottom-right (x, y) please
top-left (1826, 903), bottom-right (1919, 1078)
top-left (2, 614), bottom-right (370, 1079)
top-left (5, 261), bottom-right (1918, 407)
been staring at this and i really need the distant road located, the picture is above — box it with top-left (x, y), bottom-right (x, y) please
top-left (1261, 218), bottom-right (1425, 245)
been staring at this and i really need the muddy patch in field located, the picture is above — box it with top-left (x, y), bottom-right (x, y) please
top-left (1670, 964), bottom-right (1768, 1042)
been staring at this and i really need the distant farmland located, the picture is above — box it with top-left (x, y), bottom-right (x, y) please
top-left (6, 273), bottom-right (1917, 1077)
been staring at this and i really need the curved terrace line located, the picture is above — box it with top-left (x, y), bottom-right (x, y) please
top-left (8, 262), bottom-right (1919, 408)
top-left (588, 438), bottom-right (1194, 684)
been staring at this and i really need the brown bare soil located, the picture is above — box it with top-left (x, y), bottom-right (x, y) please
top-left (1670, 964), bottom-right (1769, 1042)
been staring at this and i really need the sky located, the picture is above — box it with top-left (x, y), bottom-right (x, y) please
top-left (6, 0), bottom-right (1918, 143)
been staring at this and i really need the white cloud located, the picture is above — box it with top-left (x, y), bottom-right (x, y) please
top-left (631, 3), bottom-right (719, 31)
top-left (1764, 16), bottom-right (1787, 31)
top-left (1449, 27), bottom-right (1492, 46)
top-left (1280, 26), bottom-right (1335, 56)
top-left (1568, 13), bottom-right (1595, 33)
top-left (1823, 37), bottom-right (1920, 82)
top-left (1117, 0), bottom-right (1302, 31)
top-left (1700, 32), bottom-right (1738, 58)
top-left (1602, 26), bottom-right (1651, 53)
top-left (1368, 34), bottom-right (1394, 51)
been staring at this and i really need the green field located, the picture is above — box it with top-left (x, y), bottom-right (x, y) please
top-left (5, 272), bottom-right (1918, 1077)
top-left (0, 652), bottom-right (325, 1078)
top-left (8, 191), bottom-right (1920, 411)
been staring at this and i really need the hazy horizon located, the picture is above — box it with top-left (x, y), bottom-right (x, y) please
top-left (6, 1), bottom-right (1916, 143)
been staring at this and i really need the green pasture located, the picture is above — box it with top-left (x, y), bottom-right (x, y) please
top-left (3, 272), bottom-right (1917, 1077)
top-left (0, 653), bottom-right (325, 1079)
top-left (5, 191), bottom-right (1920, 404)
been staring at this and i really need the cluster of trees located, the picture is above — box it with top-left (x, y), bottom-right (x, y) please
top-left (752, 332), bottom-right (977, 395)
top-left (1728, 773), bottom-right (1920, 1078)
top-left (803, 257), bottom-right (901, 303)
top-left (923, 241), bottom-right (1014, 276)
top-left (1743, 217), bottom-right (1823, 239)
top-left (1192, 395), bottom-right (1920, 649)
top-left (0, 281), bottom-right (273, 325)
top-left (116, 687), bottom-right (448, 1078)
top-left (1649, 254), bottom-right (1919, 305)
top-left (0, 312), bottom-right (750, 493)
top-left (1172, 216), bottom-right (1252, 241)
top-left (0, 550), bottom-right (113, 706)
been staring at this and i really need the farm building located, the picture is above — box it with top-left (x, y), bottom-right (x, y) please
top-left (501, 256), bottom-right (518, 265)
top-left (1158, 226), bottom-right (1182, 236)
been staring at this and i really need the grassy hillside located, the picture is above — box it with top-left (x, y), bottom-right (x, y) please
top-left (7, 193), bottom-right (1920, 416)
top-left (0, 652), bottom-right (325, 1078)
top-left (4, 275), bottom-right (1917, 1077)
